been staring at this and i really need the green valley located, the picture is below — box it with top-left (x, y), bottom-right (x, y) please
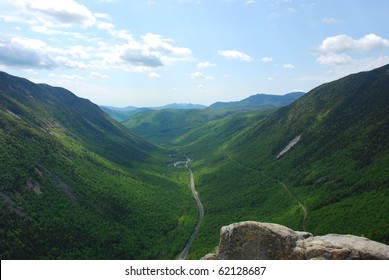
top-left (123, 65), bottom-right (389, 259)
top-left (0, 72), bottom-right (196, 259)
top-left (1, 64), bottom-right (388, 260)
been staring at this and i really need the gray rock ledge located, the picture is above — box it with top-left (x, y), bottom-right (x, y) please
top-left (201, 221), bottom-right (389, 260)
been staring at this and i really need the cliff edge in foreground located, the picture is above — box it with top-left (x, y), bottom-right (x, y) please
top-left (202, 222), bottom-right (389, 260)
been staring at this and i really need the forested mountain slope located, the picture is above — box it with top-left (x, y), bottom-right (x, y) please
top-left (0, 72), bottom-right (195, 259)
top-left (182, 65), bottom-right (389, 258)
top-left (0, 72), bottom-right (151, 166)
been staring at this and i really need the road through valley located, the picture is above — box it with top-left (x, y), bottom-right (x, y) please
top-left (178, 158), bottom-right (204, 260)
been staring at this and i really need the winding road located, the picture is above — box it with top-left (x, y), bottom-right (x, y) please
top-left (178, 158), bottom-right (204, 260)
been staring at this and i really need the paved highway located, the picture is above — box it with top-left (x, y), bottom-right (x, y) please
top-left (178, 158), bottom-right (204, 260)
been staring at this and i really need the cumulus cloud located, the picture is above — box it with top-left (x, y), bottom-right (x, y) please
top-left (316, 34), bottom-right (389, 65)
top-left (120, 49), bottom-right (163, 68)
top-left (109, 33), bottom-right (192, 70)
top-left (0, 3), bottom-right (193, 73)
top-left (142, 33), bottom-right (192, 61)
top-left (198, 61), bottom-right (216, 68)
top-left (0, 0), bottom-right (96, 28)
top-left (320, 34), bottom-right (389, 53)
top-left (245, 0), bottom-right (256, 5)
top-left (218, 50), bottom-right (251, 61)
top-left (0, 36), bottom-right (85, 69)
top-left (25, 0), bottom-right (96, 27)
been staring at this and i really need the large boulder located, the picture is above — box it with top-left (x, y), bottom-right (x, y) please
top-left (202, 222), bottom-right (389, 260)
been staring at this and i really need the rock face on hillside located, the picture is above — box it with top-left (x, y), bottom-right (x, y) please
top-left (202, 222), bottom-right (389, 260)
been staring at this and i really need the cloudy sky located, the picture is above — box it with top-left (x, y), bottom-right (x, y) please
top-left (1, 0), bottom-right (389, 106)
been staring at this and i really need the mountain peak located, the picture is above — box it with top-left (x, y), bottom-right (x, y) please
top-left (209, 92), bottom-right (305, 109)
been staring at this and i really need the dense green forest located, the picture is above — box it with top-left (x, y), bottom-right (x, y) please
top-left (122, 65), bottom-right (389, 259)
top-left (1, 65), bottom-right (388, 260)
top-left (0, 72), bottom-right (196, 259)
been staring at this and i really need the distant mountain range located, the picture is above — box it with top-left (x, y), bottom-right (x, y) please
top-left (101, 92), bottom-right (304, 122)
top-left (208, 92), bottom-right (305, 109)
top-left (101, 103), bottom-right (207, 122)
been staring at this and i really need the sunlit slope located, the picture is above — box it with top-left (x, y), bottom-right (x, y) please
top-left (122, 92), bottom-right (304, 146)
top-left (187, 64), bottom-right (389, 258)
top-left (0, 72), bottom-right (195, 259)
top-left (123, 108), bottom-right (244, 145)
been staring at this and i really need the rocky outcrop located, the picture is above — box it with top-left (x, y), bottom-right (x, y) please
top-left (202, 222), bottom-right (389, 260)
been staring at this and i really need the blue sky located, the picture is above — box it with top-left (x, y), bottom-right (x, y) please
top-left (1, 0), bottom-right (389, 106)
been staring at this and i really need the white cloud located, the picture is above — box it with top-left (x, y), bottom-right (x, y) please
top-left (0, 0), bottom-right (96, 28)
top-left (55, 56), bottom-right (86, 69)
top-left (322, 17), bottom-right (338, 25)
top-left (149, 72), bottom-right (161, 79)
top-left (25, 0), bottom-right (96, 28)
top-left (0, 3), bottom-right (193, 73)
top-left (245, 0), bottom-right (256, 5)
top-left (62, 74), bottom-right (84, 80)
top-left (218, 50), bottom-right (251, 61)
top-left (94, 13), bottom-right (111, 20)
top-left (197, 84), bottom-right (205, 89)
top-left (198, 61), bottom-right (216, 68)
top-left (317, 52), bottom-right (351, 65)
top-left (97, 22), bottom-right (115, 31)
top-left (30, 25), bottom-right (84, 39)
top-left (319, 34), bottom-right (389, 54)
top-left (142, 33), bottom-right (192, 58)
top-left (120, 48), bottom-right (163, 68)
top-left (190, 72), bottom-right (204, 79)
top-left (117, 33), bottom-right (192, 68)
top-left (90, 72), bottom-right (110, 79)
top-left (115, 30), bottom-right (134, 41)
top-left (190, 71), bottom-right (213, 80)
top-left (261, 56), bottom-right (273, 63)
top-left (316, 34), bottom-right (389, 65)
top-left (0, 36), bottom-right (85, 69)
top-left (94, 33), bottom-right (193, 72)
top-left (69, 45), bottom-right (93, 59)
top-left (283, 64), bottom-right (295, 69)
